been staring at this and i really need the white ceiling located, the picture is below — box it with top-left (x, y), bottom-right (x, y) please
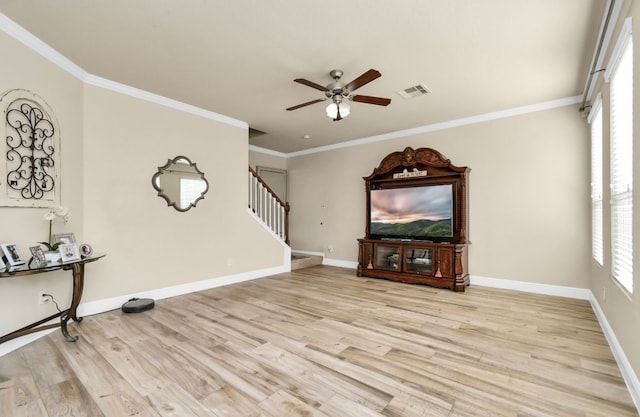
top-left (0, 1), bottom-right (604, 154)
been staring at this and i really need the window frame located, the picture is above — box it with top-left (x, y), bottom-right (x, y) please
top-left (588, 94), bottom-right (604, 266)
top-left (605, 17), bottom-right (633, 293)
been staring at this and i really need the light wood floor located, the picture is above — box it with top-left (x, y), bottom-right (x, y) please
top-left (0, 266), bottom-right (637, 417)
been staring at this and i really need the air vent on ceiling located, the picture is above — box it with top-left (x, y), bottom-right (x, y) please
top-left (396, 83), bottom-right (431, 99)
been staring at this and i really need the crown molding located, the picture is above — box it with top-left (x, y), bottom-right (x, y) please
top-left (0, 13), bottom-right (88, 80)
top-left (2, 12), bottom-right (581, 160)
top-left (248, 145), bottom-right (287, 158)
top-left (85, 75), bottom-right (247, 129)
top-left (0, 13), bottom-right (246, 130)
top-left (285, 95), bottom-right (582, 158)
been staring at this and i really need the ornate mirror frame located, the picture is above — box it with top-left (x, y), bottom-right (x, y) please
top-left (151, 155), bottom-right (209, 212)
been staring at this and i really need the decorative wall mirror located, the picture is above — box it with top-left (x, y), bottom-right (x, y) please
top-left (152, 156), bottom-right (209, 212)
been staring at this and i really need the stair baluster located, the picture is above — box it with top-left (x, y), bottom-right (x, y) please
top-left (248, 167), bottom-right (290, 245)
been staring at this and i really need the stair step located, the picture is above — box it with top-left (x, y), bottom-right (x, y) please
top-left (291, 253), bottom-right (323, 270)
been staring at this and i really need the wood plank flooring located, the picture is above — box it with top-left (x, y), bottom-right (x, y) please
top-left (0, 265), bottom-right (637, 416)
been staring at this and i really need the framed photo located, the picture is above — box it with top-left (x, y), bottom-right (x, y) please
top-left (58, 243), bottom-right (81, 263)
top-left (29, 245), bottom-right (47, 268)
top-left (0, 254), bottom-right (5, 270)
top-left (59, 243), bottom-right (81, 263)
top-left (53, 232), bottom-right (76, 245)
top-left (1, 243), bottom-right (25, 266)
top-left (79, 243), bottom-right (93, 257)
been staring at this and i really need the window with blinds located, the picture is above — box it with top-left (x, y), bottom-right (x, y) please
top-left (589, 96), bottom-right (603, 266)
top-left (607, 18), bottom-right (633, 293)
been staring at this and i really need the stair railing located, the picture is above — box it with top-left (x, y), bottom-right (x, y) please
top-left (248, 166), bottom-right (290, 245)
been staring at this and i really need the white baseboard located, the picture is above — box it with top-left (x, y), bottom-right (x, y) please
top-left (323, 257), bottom-right (358, 269)
top-left (0, 263), bottom-right (288, 357)
top-left (289, 251), bottom-right (358, 269)
top-left (470, 275), bottom-right (592, 299)
top-left (291, 249), bottom-right (323, 257)
top-left (0, 325), bottom-right (58, 357)
top-left (471, 274), bottom-right (639, 413)
top-left (589, 292), bottom-right (640, 411)
top-left (78, 264), bottom-right (290, 318)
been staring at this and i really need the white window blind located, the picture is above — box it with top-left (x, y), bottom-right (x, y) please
top-left (589, 96), bottom-right (603, 265)
top-left (608, 20), bottom-right (633, 293)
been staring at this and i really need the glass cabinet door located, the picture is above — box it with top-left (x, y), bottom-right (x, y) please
top-left (375, 245), bottom-right (401, 270)
top-left (404, 247), bottom-right (433, 274)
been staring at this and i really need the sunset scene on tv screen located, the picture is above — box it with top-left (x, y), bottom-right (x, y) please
top-left (370, 184), bottom-right (453, 237)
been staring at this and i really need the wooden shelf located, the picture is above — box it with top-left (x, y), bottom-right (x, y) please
top-left (357, 239), bottom-right (468, 291)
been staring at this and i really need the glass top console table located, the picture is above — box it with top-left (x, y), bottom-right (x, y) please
top-left (0, 253), bottom-right (106, 343)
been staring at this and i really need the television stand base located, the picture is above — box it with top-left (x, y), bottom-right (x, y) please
top-left (357, 238), bottom-right (469, 292)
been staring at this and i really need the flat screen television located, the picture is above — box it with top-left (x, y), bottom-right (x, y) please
top-left (369, 183), bottom-right (454, 241)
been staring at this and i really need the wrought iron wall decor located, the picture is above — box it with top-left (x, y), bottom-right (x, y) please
top-left (0, 89), bottom-right (60, 207)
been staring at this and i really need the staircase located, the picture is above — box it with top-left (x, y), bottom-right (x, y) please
top-left (291, 253), bottom-right (323, 270)
top-left (248, 166), bottom-right (290, 244)
top-left (249, 167), bottom-right (324, 270)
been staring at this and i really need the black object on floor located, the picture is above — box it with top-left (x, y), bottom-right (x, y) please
top-left (121, 297), bottom-right (155, 313)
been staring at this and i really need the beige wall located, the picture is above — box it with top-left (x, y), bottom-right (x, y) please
top-left (288, 105), bottom-right (590, 286)
top-left (284, 95), bottom-right (639, 383)
top-left (0, 30), bottom-right (85, 335)
top-left (249, 149), bottom-right (287, 171)
top-left (282, 0), bottom-right (640, 386)
top-left (0, 30), bottom-right (285, 337)
top-left (82, 85), bottom-right (284, 302)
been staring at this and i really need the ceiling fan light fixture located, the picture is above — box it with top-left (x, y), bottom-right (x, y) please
top-left (326, 101), bottom-right (350, 119)
top-left (289, 69), bottom-right (388, 120)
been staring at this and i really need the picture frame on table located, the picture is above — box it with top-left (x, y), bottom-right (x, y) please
top-left (0, 254), bottom-right (5, 270)
top-left (1, 243), bottom-right (26, 266)
top-left (58, 243), bottom-right (81, 263)
top-left (29, 245), bottom-right (47, 267)
top-left (29, 245), bottom-right (47, 268)
top-left (53, 232), bottom-right (76, 245)
top-left (79, 243), bottom-right (93, 257)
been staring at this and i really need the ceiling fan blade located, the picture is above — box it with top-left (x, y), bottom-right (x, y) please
top-left (294, 78), bottom-right (328, 92)
top-left (286, 98), bottom-right (326, 111)
top-left (344, 69), bottom-right (382, 92)
top-left (352, 95), bottom-right (391, 106)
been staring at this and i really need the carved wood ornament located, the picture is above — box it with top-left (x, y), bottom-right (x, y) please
top-left (365, 146), bottom-right (467, 182)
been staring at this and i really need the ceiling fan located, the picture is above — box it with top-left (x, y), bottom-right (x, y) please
top-left (286, 69), bottom-right (391, 121)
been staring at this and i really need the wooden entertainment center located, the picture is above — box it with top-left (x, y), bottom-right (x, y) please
top-left (357, 147), bottom-right (470, 292)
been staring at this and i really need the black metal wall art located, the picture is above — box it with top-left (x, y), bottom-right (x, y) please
top-left (5, 98), bottom-right (55, 200)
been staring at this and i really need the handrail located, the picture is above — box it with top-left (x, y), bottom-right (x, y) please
top-left (248, 167), bottom-right (290, 245)
top-left (248, 167), bottom-right (287, 207)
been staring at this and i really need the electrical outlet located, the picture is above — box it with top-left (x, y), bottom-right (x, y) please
top-left (39, 293), bottom-right (51, 304)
